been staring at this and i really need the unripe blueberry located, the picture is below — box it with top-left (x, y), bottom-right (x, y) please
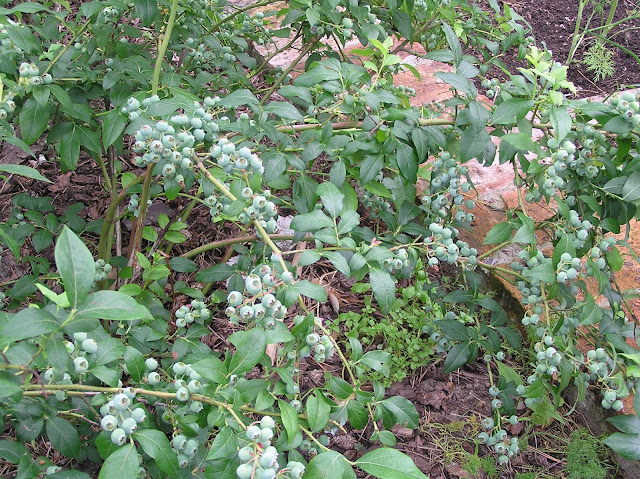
top-left (236, 464), bottom-right (253, 479)
top-left (74, 356), bottom-right (89, 373)
top-left (82, 338), bottom-right (98, 354)
top-left (281, 271), bottom-right (293, 284)
top-left (148, 371), bottom-right (161, 385)
top-left (111, 428), bottom-right (127, 446)
top-left (173, 362), bottom-right (187, 375)
top-left (101, 415), bottom-right (118, 431)
top-left (145, 358), bottom-right (158, 371)
top-left (172, 434), bottom-right (187, 450)
top-left (246, 425), bottom-right (262, 441)
top-left (121, 417), bottom-right (137, 434)
top-left (260, 416), bottom-right (275, 429)
top-left (176, 387), bottom-right (190, 402)
top-left (131, 408), bottom-right (146, 423)
top-left (113, 393), bottom-right (130, 410)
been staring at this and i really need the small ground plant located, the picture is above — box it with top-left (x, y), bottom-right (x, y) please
top-left (0, 0), bottom-right (639, 477)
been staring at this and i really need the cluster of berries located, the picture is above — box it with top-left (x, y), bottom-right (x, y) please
top-left (99, 389), bottom-right (146, 446)
top-left (174, 300), bottom-right (210, 328)
top-left (94, 259), bottom-right (112, 282)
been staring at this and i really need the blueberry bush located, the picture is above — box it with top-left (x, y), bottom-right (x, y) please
top-left (1, 0), bottom-right (640, 477)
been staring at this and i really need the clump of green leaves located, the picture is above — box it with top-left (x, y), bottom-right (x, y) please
top-left (331, 275), bottom-right (443, 386)
top-left (566, 428), bottom-right (610, 479)
top-left (583, 41), bottom-right (615, 81)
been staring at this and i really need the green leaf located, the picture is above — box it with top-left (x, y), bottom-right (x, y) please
top-left (490, 99), bottom-right (534, 125)
top-left (0, 372), bottom-right (21, 398)
top-left (93, 336), bottom-right (126, 366)
top-left (549, 105), bottom-right (572, 143)
top-left (441, 22), bottom-right (462, 67)
top-left (291, 209), bottom-right (334, 232)
top-left (392, 10), bottom-right (413, 40)
top-left (552, 235), bottom-right (576, 269)
top-left (263, 101), bottom-right (303, 122)
top-left (46, 338), bottom-right (72, 378)
top-left (359, 350), bottom-right (391, 377)
top-left (435, 320), bottom-right (470, 341)
top-left (396, 142), bottom-right (417, 183)
top-left (459, 121), bottom-right (490, 162)
top-left (98, 442), bottom-right (138, 479)
top-left (369, 266), bottom-right (395, 314)
top-left (124, 347), bottom-right (145, 382)
top-left (496, 361), bottom-right (522, 386)
top-left (355, 447), bottom-right (428, 479)
top-left (75, 291), bottom-right (152, 322)
top-left (278, 399), bottom-right (299, 443)
top-left (7, 26), bottom-right (40, 54)
top-left (607, 415), bottom-right (640, 434)
top-left (411, 128), bottom-right (430, 162)
top-left (205, 426), bottom-right (237, 461)
top-left (134, 0), bottom-right (157, 25)
top-left (603, 433), bottom-right (640, 460)
top-left (307, 393), bottom-right (331, 433)
top-left (19, 98), bottom-right (50, 145)
top-left (603, 116), bottom-right (634, 134)
top-left (512, 217), bottom-right (535, 244)
top-left (49, 472), bottom-right (91, 479)
top-left (622, 171), bottom-right (640, 202)
top-left (217, 89), bottom-right (259, 109)
top-left (46, 417), bottom-right (80, 459)
top-left (0, 440), bottom-right (29, 464)
top-left (328, 376), bottom-right (353, 400)
top-left (581, 294), bottom-right (603, 326)
top-left (501, 132), bottom-right (537, 152)
top-left (133, 429), bottom-right (179, 476)
top-left (55, 227), bottom-right (94, 308)
top-left (0, 308), bottom-right (58, 346)
top-left (337, 210), bottom-right (360, 235)
top-left (102, 109), bottom-right (127, 151)
top-left (347, 400), bottom-right (369, 430)
top-left (443, 341), bottom-right (472, 374)
top-left (228, 328), bottom-right (267, 376)
top-left (378, 396), bottom-right (419, 429)
top-left (306, 451), bottom-right (346, 479)
top-left (293, 62), bottom-right (341, 87)
top-left (168, 257), bottom-right (198, 273)
top-left (196, 263), bottom-right (235, 282)
top-left (434, 72), bottom-right (476, 97)
top-left (290, 280), bottom-right (328, 302)
top-left (0, 164), bottom-right (51, 183)
top-left (529, 263), bottom-right (556, 283)
top-left (604, 246), bottom-right (623, 272)
top-left (317, 182), bottom-right (344, 219)
top-left (191, 356), bottom-right (226, 384)
top-left (324, 251), bottom-right (351, 277)
top-left (299, 250), bottom-right (322, 266)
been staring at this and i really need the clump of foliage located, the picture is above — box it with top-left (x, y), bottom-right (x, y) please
top-left (566, 428), bottom-right (610, 479)
top-left (330, 271), bottom-right (443, 386)
top-left (0, 0), bottom-right (639, 477)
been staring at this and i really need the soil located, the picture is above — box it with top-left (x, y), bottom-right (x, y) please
top-left (1, 1), bottom-right (637, 478)
top-left (507, 0), bottom-right (640, 97)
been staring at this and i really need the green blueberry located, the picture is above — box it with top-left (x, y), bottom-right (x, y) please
top-left (74, 356), bottom-right (89, 373)
top-left (121, 417), bottom-right (137, 434)
top-left (236, 463), bottom-right (253, 479)
top-left (246, 425), bottom-right (262, 441)
top-left (176, 387), bottom-right (190, 402)
top-left (148, 372), bottom-right (161, 385)
top-left (101, 415), bottom-right (118, 431)
top-left (172, 434), bottom-right (187, 450)
top-left (82, 338), bottom-right (98, 354)
top-left (111, 428), bottom-right (127, 446)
